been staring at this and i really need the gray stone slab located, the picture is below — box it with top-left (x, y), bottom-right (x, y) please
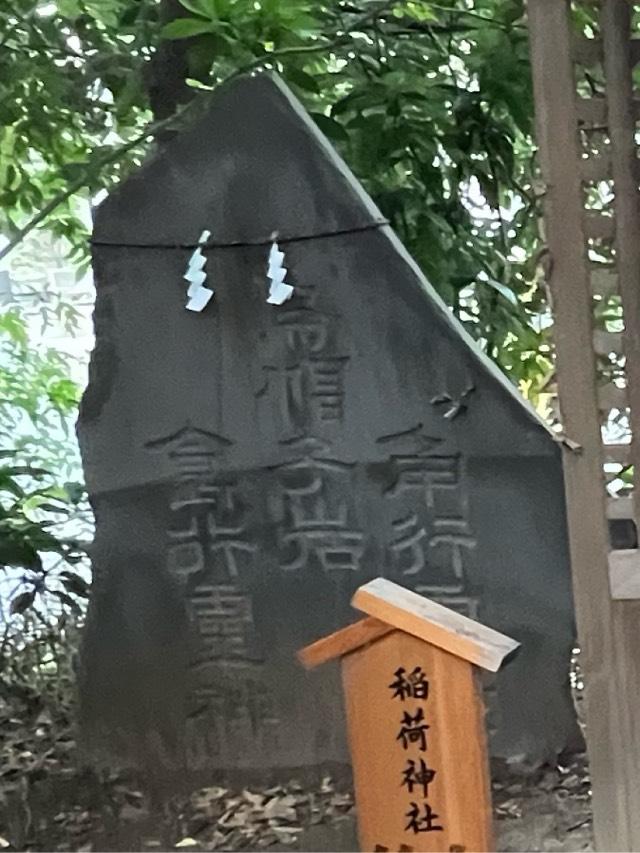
top-left (77, 73), bottom-right (580, 781)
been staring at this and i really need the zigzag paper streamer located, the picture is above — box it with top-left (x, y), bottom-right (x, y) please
top-left (266, 241), bottom-right (294, 305)
top-left (184, 230), bottom-right (214, 312)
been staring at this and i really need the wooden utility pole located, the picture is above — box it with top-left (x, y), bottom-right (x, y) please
top-left (528, 2), bottom-right (640, 849)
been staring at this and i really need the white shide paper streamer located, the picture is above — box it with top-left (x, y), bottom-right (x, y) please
top-left (184, 230), bottom-right (214, 312)
top-left (266, 241), bottom-right (294, 305)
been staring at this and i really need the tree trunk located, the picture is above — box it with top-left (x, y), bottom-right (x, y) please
top-left (145, 0), bottom-right (194, 135)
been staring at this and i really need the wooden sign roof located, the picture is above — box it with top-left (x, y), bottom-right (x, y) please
top-left (298, 578), bottom-right (519, 673)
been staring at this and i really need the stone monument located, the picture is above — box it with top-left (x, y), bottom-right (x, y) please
top-left (77, 73), bottom-right (579, 780)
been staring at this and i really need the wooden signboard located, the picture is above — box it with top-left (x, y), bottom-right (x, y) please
top-left (298, 579), bottom-right (519, 853)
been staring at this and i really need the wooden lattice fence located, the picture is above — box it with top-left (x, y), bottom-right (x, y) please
top-left (529, 1), bottom-right (640, 849)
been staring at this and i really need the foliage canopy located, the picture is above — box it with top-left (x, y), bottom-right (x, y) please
top-left (3, 0), bottom-right (607, 610)
top-left (1, 0), bottom-right (555, 394)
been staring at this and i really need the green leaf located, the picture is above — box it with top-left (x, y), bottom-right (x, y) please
top-left (161, 18), bottom-right (217, 39)
top-left (178, 0), bottom-right (220, 17)
top-left (0, 311), bottom-right (28, 347)
top-left (60, 162), bottom-right (90, 183)
top-left (63, 482), bottom-right (85, 504)
top-left (482, 277), bottom-right (519, 306)
top-left (309, 113), bottom-right (349, 144)
top-left (10, 589), bottom-right (36, 615)
top-left (1, 465), bottom-right (52, 478)
top-left (399, 2), bottom-right (438, 22)
top-left (0, 536), bottom-right (41, 571)
top-left (286, 67), bottom-right (320, 94)
top-left (119, 4), bottom-right (141, 27)
top-left (60, 572), bottom-right (90, 598)
top-left (52, 589), bottom-right (83, 615)
top-left (47, 378), bottom-right (79, 411)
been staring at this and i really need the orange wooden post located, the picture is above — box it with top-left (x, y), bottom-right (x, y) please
top-left (298, 579), bottom-right (519, 853)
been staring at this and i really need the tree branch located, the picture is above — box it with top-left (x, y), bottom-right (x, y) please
top-left (425, 3), bottom-right (526, 30)
top-left (0, 0), bottom-right (397, 263)
top-left (0, 103), bottom-right (193, 263)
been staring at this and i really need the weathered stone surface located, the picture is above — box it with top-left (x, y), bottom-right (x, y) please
top-left (77, 73), bottom-right (579, 779)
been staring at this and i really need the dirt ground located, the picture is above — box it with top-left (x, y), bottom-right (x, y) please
top-left (164, 754), bottom-right (594, 852)
top-left (493, 753), bottom-right (592, 852)
top-left (1, 752), bottom-right (592, 852)
top-left (0, 669), bottom-right (593, 852)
